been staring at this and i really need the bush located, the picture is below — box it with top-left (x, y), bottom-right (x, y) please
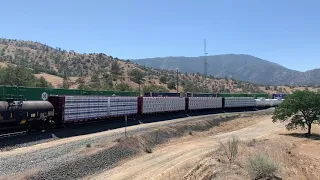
top-left (159, 76), bottom-right (167, 84)
top-left (247, 154), bottom-right (279, 179)
top-left (247, 138), bottom-right (256, 147)
top-left (220, 136), bottom-right (239, 164)
top-left (145, 146), bottom-right (153, 153)
top-left (86, 143), bottom-right (91, 148)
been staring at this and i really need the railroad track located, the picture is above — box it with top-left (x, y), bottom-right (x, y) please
top-left (0, 131), bottom-right (28, 138)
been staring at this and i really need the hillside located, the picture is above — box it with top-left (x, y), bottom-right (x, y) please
top-left (134, 55), bottom-right (320, 86)
top-left (0, 38), bottom-right (319, 95)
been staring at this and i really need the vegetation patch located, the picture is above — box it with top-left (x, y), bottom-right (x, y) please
top-left (247, 153), bottom-right (279, 179)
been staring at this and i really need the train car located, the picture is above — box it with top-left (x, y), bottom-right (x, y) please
top-left (186, 97), bottom-right (222, 110)
top-left (144, 92), bottom-right (181, 97)
top-left (138, 97), bottom-right (185, 114)
top-left (255, 99), bottom-right (271, 108)
top-left (0, 100), bottom-right (54, 129)
top-left (48, 95), bottom-right (138, 125)
top-left (272, 93), bottom-right (289, 99)
top-left (223, 97), bottom-right (256, 109)
top-left (0, 85), bottom-right (137, 101)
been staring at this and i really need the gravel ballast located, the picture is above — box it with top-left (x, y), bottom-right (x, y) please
top-left (0, 109), bottom-right (274, 179)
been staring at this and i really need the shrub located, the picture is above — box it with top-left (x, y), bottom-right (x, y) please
top-left (247, 154), bottom-right (279, 179)
top-left (220, 136), bottom-right (239, 164)
top-left (145, 146), bottom-right (153, 153)
top-left (86, 143), bottom-right (91, 148)
top-left (247, 138), bottom-right (256, 147)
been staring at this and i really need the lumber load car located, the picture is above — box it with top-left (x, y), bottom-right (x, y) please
top-left (0, 95), bottom-right (283, 131)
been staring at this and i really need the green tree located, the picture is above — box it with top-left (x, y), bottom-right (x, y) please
top-left (62, 71), bottom-right (70, 89)
top-left (159, 76), bottom-right (167, 84)
top-left (35, 77), bottom-right (52, 87)
top-left (76, 77), bottom-right (86, 90)
top-left (167, 81), bottom-right (176, 90)
top-left (110, 61), bottom-right (121, 76)
top-left (0, 66), bottom-right (35, 86)
top-left (128, 69), bottom-right (145, 95)
top-left (272, 90), bottom-right (320, 135)
top-left (0, 48), bottom-right (5, 57)
top-left (102, 72), bottom-right (110, 80)
top-left (89, 73), bottom-right (101, 90)
top-left (115, 83), bottom-right (133, 91)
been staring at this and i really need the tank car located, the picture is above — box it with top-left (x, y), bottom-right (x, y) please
top-left (0, 100), bottom-right (54, 130)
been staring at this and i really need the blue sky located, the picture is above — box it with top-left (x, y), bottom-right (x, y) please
top-left (0, 0), bottom-right (319, 71)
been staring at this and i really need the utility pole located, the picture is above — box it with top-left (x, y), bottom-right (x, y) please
top-left (176, 68), bottom-right (179, 93)
top-left (204, 39), bottom-right (208, 88)
top-left (124, 115), bottom-right (127, 137)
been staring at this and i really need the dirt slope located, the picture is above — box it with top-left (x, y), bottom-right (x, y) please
top-left (86, 116), bottom-right (284, 180)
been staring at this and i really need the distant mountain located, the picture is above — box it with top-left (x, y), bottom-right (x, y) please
top-left (134, 54), bottom-right (319, 85)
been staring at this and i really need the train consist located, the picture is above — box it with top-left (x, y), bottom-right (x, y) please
top-left (0, 95), bottom-right (283, 131)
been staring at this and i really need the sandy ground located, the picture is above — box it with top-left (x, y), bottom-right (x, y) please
top-left (85, 116), bottom-right (285, 180)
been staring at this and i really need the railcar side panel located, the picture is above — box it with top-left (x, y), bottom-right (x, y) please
top-left (224, 97), bottom-right (256, 108)
top-left (188, 97), bottom-right (222, 110)
top-left (49, 96), bottom-right (138, 123)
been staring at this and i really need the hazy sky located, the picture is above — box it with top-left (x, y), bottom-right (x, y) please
top-left (1, 0), bottom-right (319, 71)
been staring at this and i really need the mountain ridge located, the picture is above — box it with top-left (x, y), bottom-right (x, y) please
top-left (134, 54), bottom-right (317, 85)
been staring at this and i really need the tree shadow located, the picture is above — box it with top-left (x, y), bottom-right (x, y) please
top-left (279, 132), bottom-right (320, 140)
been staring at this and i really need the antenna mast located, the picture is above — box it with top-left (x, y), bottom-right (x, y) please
top-left (204, 39), bottom-right (207, 88)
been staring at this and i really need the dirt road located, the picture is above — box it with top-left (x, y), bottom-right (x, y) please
top-left (86, 116), bottom-right (284, 180)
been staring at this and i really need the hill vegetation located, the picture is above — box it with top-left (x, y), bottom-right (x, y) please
top-left (1, 38), bottom-right (320, 95)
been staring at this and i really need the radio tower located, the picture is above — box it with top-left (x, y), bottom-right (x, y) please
top-left (204, 39), bottom-right (208, 88)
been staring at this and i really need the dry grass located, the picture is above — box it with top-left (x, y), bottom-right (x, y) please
top-left (34, 73), bottom-right (63, 87)
top-left (184, 136), bottom-right (320, 180)
top-left (247, 153), bottom-right (279, 179)
top-left (220, 136), bottom-right (239, 165)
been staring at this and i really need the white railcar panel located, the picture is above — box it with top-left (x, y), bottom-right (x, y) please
top-left (63, 96), bottom-right (137, 122)
top-left (225, 97), bottom-right (256, 108)
top-left (188, 97), bottom-right (222, 110)
top-left (142, 97), bottom-right (185, 114)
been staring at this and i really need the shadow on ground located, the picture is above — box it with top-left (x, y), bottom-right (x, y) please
top-left (279, 132), bottom-right (320, 140)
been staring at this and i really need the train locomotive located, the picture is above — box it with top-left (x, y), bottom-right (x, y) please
top-left (0, 94), bottom-right (284, 131)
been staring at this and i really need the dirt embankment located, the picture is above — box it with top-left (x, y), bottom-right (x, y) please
top-left (84, 114), bottom-right (282, 180)
top-left (87, 116), bottom-right (320, 180)
top-left (19, 111), bottom-right (271, 180)
top-left (183, 128), bottom-right (320, 180)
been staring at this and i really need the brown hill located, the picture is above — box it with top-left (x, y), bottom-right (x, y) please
top-left (0, 38), bottom-right (319, 95)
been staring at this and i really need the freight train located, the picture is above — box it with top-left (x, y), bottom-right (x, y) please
top-left (0, 95), bottom-right (283, 131)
